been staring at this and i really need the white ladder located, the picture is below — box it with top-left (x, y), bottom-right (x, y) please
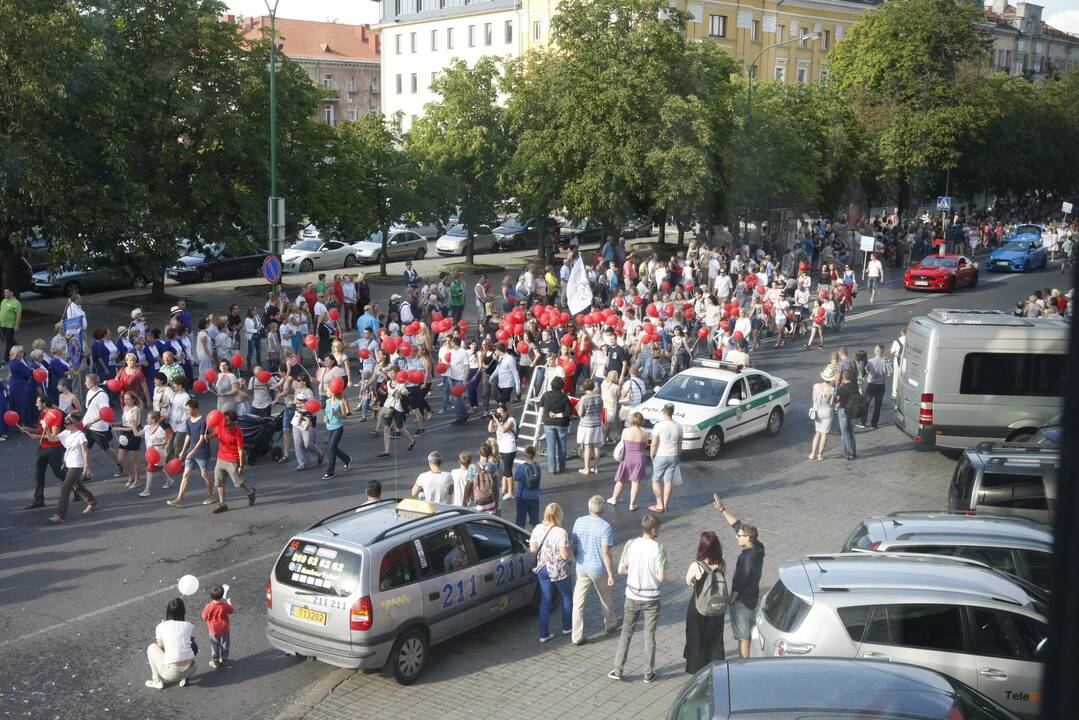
top-left (514, 368), bottom-right (544, 462)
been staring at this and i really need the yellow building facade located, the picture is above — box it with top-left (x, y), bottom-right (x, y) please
top-left (521, 0), bottom-right (877, 83)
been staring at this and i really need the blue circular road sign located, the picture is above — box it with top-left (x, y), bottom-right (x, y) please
top-left (263, 255), bottom-right (282, 284)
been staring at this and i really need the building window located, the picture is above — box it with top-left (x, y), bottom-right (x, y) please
top-left (395, 74), bottom-right (402, 94)
top-left (796, 66), bottom-right (808, 83)
top-left (709, 15), bottom-right (726, 38)
top-left (800, 29), bottom-right (810, 48)
top-left (468, 25), bottom-right (476, 47)
top-left (347, 107), bottom-right (357, 121)
top-left (447, 27), bottom-right (454, 49)
top-left (410, 32), bottom-right (416, 53)
top-left (821, 29), bottom-right (830, 50)
top-left (322, 76), bottom-right (335, 90)
top-left (748, 64), bottom-right (758, 80)
top-left (395, 34), bottom-right (401, 54)
top-left (533, 20), bottom-right (541, 41)
top-left (774, 65), bottom-right (785, 82)
top-left (415, 0), bottom-right (421, 12)
top-left (776, 25), bottom-right (785, 43)
top-left (752, 19), bottom-right (760, 42)
top-left (439, 0), bottom-right (445, 7)
top-left (410, 73), bottom-right (417, 93)
top-left (324, 106), bottom-right (334, 126)
top-left (394, 0), bottom-right (400, 15)
top-left (431, 71), bottom-right (437, 87)
top-left (505, 20), bottom-right (513, 44)
top-left (484, 22), bottom-right (492, 46)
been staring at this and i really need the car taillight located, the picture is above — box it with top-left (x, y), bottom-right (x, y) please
top-left (265, 579), bottom-right (272, 609)
top-left (918, 393), bottom-right (933, 426)
top-left (868, 541), bottom-right (881, 551)
top-left (350, 596), bottom-right (373, 631)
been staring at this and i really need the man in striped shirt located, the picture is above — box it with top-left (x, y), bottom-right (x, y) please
top-left (609, 514), bottom-right (668, 683)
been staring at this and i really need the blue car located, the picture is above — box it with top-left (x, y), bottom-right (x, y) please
top-left (988, 225), bottom-right (1047, 272)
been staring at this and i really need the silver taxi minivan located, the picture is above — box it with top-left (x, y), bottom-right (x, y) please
top-left (753, 553), bottom-right (1048, 719)
top-left (894, 310), bottom-right (1067, 449)
top-left (266, 499), bottom-right (536, 684)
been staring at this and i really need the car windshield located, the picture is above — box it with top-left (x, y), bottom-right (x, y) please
top-left (1015, 225), bottom-right (1040, 237)
top-left (567, 220), bottom-right (588, 230)
top-left (498, 217), bottom-right (523, 230)
top-left (919, 256), bottom-right (958, 268)
top-left (655, 374), bottom-right (727, 407)
top-left (446, 225), bottom-right (468, 237)
top-left (291, 240), bottom-right (321, 251)
top-left (1002, 242), bottom-right (1030, 252)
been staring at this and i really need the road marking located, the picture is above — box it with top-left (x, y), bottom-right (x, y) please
top-left (0, 550), bottom-right (279, 649)
top-left (844, 272), bottom-right (1021, 323)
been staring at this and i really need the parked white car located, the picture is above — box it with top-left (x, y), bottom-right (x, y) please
top-left (435, 225), bottom-right (497, 256)
top-left (282, 239), bottom-right (357, 273)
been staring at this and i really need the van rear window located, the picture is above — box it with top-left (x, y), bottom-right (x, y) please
top-left (762, 580), bottom-right (811, 633)
top-left (275, 539), bottom-right (361, 596)
top-left (978, 473), bottom-right (1049, 510)
top-left (960, 353), bottom-right (1065, 397)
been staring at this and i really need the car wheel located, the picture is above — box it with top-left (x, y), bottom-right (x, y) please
top-left (343, 255), bottom-right (357, 268)
top-left (414, 247), bottom-right (426, 260)
top-left (701, 428), bottom-right (724, 460)
top-left (514, 237), bottom-right (523, 251)
top-left (766, 408), bottom-right (784, 436)
top-left (299, 259), bottom-right (314, 273)
top-left (131, 275), bottom-right (148, 290)
top-left (200, 269), bottom-right (215, 283)
top-left (968, 272), bottom-right (978, 288)
top-left (1006, 428), bottom-right (1037, 443)
top-left (62, 281), bottom-right (82, 297)
top-left (947, 277), bottom-right (956, 293)
top-left (386, 628), bottom-right (428, 685)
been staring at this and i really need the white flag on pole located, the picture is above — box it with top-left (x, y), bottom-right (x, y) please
top-left (566, 255), bottom-right (593, 315)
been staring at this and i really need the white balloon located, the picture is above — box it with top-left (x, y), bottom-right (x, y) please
top-left (177, 574), bottom-right (199, 596)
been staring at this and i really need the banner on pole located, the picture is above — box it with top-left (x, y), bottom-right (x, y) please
top-left (566, 256), bottom-right (593, 315)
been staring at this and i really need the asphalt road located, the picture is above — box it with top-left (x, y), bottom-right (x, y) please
top-left (0, 261), bottom-right (1064, 720)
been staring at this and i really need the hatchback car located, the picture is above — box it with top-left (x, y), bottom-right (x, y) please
top-left (669, 658), bottom-right (1020, 720)
top-left (266, 499), bottom-right (536, 684)
top-left (948, 443), bottom-right (1058, 525)
top-left (841, 512), bottom-right (1053, 592)
top-left (753, 553), bottom-right (1047, 719)
top-left (435, 224), bottom-right (497, 256)
top-left (350, 230), bottom-right (427, 264)
top-left (903, 254), bottom-right (979, 291)
top-left (988, 239), bottom-right (1047, 273)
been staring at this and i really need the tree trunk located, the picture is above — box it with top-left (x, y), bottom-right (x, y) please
top-left (0, 244), bottom-right (22, 298)
top-left (379, 223), bottom-right (390, 277)
top-left (676, 222), bottom-right (685, 246)
top-left (151, 280), bottom-right (166, 299)
top-left (659, 211), bottom-right (667, 245)
top-left (466, 229), bottom-right (475, 265)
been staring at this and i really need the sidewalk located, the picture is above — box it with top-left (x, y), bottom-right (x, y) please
top-left (285, 424), bottom-right (955, 720)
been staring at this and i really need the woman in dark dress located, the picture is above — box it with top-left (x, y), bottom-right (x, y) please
top-left (683, 531), bottom-right (727, 674)
top-left (9, 345), bottom-right (39, 427)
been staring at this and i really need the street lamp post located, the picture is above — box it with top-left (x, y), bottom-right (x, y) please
top-left (265, 0), bottom-right (283, 256)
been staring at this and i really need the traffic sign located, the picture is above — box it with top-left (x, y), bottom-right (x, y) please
top-left (936, 196), bottom-right (952, 212)
top-left (262, 255), bottom-right (282, 284)
top-left (1063, 201), bottom-right (1073, 215)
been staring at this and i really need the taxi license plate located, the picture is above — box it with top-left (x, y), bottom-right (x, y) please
top-left (915, 280), bottom-right (928, 286)
top-left (289, 605), bottom-right (328, 626)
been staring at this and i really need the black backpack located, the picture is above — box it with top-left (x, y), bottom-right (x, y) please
top-left (522, 462), bottom-right (540, 491)
top-left (845, 386), bottom-right (865, 417)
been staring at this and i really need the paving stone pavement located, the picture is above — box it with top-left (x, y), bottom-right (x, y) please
top-left (296, 425), bottom-right (957, 720)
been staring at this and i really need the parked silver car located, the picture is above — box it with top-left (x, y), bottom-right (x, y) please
top-left (435, 225), bottom-right (496, 256)
top-left (841, 512), bottom-right (1053, 592)
top-left (350, 230), bottom-right (428, 265)
top-left (753, 553), bottom-right (1047, 719)
top-left (266, 499), bottom-right (536, 684)
top-left (948, 442), bottom-right (1058, 525)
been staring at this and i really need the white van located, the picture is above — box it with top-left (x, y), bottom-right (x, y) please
top-left (894, 309), bottom-right (1067, 449)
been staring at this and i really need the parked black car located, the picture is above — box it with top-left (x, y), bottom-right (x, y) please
top-left (32, 255), bottom-right (150, 296)
top-left (558, 219), bottom-right (605, 249)
top-left (621, 216), bottom-right (653, 239)
top-left (1, 255), bottom-right (35, 294)
top-left (492, 216), bottom-right (562, 250)
top-left (167, 243), bottom-right (275, 284)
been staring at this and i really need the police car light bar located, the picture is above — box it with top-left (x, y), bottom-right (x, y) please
top-left (693, 358), bottom-right (744, 372)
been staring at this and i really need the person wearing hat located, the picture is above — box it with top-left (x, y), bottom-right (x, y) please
top-left (809, 367), bottom-right (836, 460)
top-left (167, 305), bottom-right (183, 331)
top-left (50, 413), bottom-right (98, 524)
top-left (129, 308), bottom-right (147, 339)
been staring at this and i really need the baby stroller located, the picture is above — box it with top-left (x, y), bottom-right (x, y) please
top-left (239, 410), bottom-right (284, 465)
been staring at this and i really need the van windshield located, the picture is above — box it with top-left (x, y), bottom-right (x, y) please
top-left (274, 539), bottom-right (361, 597)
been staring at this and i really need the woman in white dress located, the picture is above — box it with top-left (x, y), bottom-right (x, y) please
top-left (809, 366), bottom-right (836, 460)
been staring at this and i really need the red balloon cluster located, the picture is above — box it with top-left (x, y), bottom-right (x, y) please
top-left (431, 318), bottom-right (455, 334)
top-left (404, 321), bottom-right (421, 336)
top-left (407, 370), bottom-right (426, 384)
top-left (395, 370), bottom-right (409, 384)
top-left (381, 336), bottom-right (400, 354)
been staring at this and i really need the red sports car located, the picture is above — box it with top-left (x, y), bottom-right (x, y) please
top-left (903, 254), bottom-right (979, 292)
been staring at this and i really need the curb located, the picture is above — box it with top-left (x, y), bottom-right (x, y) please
top-left (274, 667), bottom-right (356, 720)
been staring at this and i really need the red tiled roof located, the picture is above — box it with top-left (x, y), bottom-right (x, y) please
top-left (238, 16), bottom-right (380, 62)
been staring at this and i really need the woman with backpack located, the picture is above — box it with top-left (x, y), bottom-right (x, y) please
top-left (683, 531), bottom-right (727, 674)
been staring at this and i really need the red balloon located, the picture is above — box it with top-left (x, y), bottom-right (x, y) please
top-left (559, 312), bottom-right (570, 324)
top-left (328, 308), bottom-right (340, 321)
top-left (457, 320), bottom-right (469, 333)
top-left (32, 368), bottom-right (48, 384)
top-left (646, 303), bottom-right (659, 317)
top-left (358, 348), bottom-right (371, 360)
top-left (640, 334), bottom-right (652, 344)
top-left (206, 409), bottom-right (223, 428)
top-left (395, 370), bottom-right (409, 384)
top-left (304, 399), bottom-right (322, 413)
top-left (304, 334), bottom-right (318, 350)
top-left (664, 303), bottom-right (675, 316)
top-left (714, 348), bottom-right (724, 359)
top-left (106, 379), bottom-right (122, 393)
top-left (632, 295), bottom-right (643, 305)
top-left (4, 410), bottom-right (20, 426)
top-left (685, 282), bottom-right (695, 293)
top-left (398, 342), bottom-right (413, 357)
top-left (642, 322), bottom-right (654, 333)
top-left (436, 362), bottom-right (449, 374)
top-left (698, 328), bottom-right (709, 339)
top-left (560, 334), bottom-right (575, 347)
top-left (746, 275), bottom-right (757, 287)
top-left (660, 281), bottom-right (670, 291)
top-left (99, 406), bottom-right (116, 423)
top-left (720, 321), bottom-right (730, 332)
top-left (495, 329), bottom-right (509, 342)
top-left (230, 353), bottom-right (243, 368)
top-left (516, 341), bottom-right (530, 354)
top-left (256, 370), bottom-right (272, 383)
top-left (756, 285), bottom-right (766, 295)
top-left (616, 297), bottom-right (626, 307)
top-left (329, 376), bottom-right (346, 395)
top-left (733, 331), bottom-right (745, 341)
top-left (204, 368), bottom-right (218, 383)
top-left (43, 408), bottom-right (62, 428)
top-left (145, 448), bottom-right (161, 465)
top-left (404, 323), bottom-right (419, 336)
top-left (381, 339), bottom-right (396, 354)
top-left (574, 316), bottom-right (585, 326)
top-left (166, 458), bottom-right (184, 475)
top-left (431, 311), bottom-right (443, 322)
top-left (192, 379), bottom-right (208, 394)
top-left (684, 308), bottom-right (695, 320)
top-left (450, 384), bottom-right (465, 397)
top-left (407, 370), bottom-right (426, 384)
top-left (513, 323), bottom-right (524, 336)
top-left (561, 360), bottom-right (577, 376)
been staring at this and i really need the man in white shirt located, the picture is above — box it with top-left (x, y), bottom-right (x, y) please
top-left (399, 292), bottom-right (415, 325)
top-left (341, 276), bottom-right (357, 329)
top-left (713, 271), bottom-right (732, 302)
top-left (447, 337), bottom-right (470, 424)
top-left (492, 343), bottom-right (520, 406)
top-left (609, 514), bottom-right (667, 683)
top-left (82, 373), bottom-right (121, 477)
top-left (411, 451), bottom-right (453, 504)
top-left (864, 253), bottom-right (884, 303)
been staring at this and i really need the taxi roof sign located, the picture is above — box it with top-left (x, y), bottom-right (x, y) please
top-left (397, 498), bottom-right (436, 515)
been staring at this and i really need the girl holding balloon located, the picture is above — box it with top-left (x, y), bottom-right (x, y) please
top-left (115, 391), bottom-right (144, 489)
top-left (140, 411), bottom-right (171, 497)
top-left (212, 360), bottom-right (239, 414)
top-left (322, 378), bottom-right (351, 480)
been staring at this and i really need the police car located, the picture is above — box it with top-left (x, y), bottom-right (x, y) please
top-left (266, 499), bottom-right (536, 684)
top-left (630, 360), bottom-right (791, 459)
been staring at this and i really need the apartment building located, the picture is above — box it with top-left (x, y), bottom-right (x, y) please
top-left (984, 1), bottom-right (1079, 76)
top-left (236, 16), bottom-right (382, 126)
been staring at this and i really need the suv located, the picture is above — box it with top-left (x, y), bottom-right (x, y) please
top-left (669, 658), bottom-right (1021, 720)
top-left (948, 443), bottom-right (1059, 525)
top-left (753, 553), bottom-right (1048, 719)
top-left (266, 499), bottom-right (536, 684)
top-left (841, 512), bottom-right (1053, 592)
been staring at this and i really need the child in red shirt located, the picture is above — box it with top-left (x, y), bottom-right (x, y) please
top-left (201, 584), bottom-right (235, 668)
